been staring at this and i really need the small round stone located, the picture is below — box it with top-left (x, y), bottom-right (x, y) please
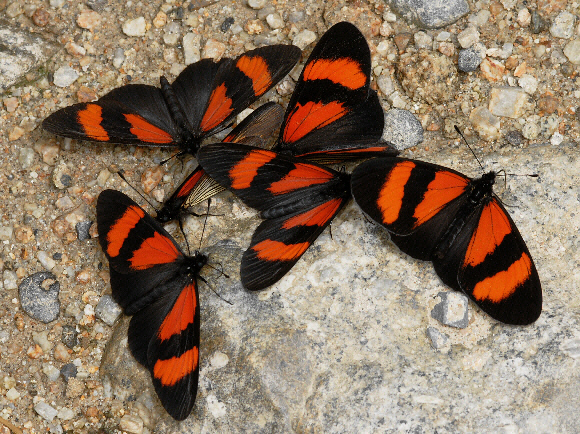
top-left (292, 29), bottom-right (316, 49)
top-left (61, 325), bottom-right (79, 349)
top-left (32, 8), bottom-right (51, 27)
top-left (95, 295), bottom-right (123, 326)
top-left (75, 221), bottom-right (93, 241)
top-left (53, 66), bottom-right (79, 88)
top-left (76, 10), bottom-right (101, 30)
top-left (220, 17), bottom-right (234, 32)
top-left (60, 363), bottom-right (77, 381)
top-left (123, 17), bottom-right (147, 37)
top-left (505, 130), bottom-right (524, 145)
top-left (19, 272), bottom-right (61, 323)
top-left (458, 48), bottom-right (483, 72)
top-left (382, 108), bottom-right (424, 151)
top-left (247, 0), bottom-right (267, 9)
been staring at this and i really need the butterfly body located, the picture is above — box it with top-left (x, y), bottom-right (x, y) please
top-left (351, 158), bottom-right (542, 325)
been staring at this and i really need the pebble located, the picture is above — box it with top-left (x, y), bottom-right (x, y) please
top-left (183, 33), bottom-right (201, 65)
top-left (32, 8), bottom-right (51, 27)
top-left (505, 130), bottom-right (524, 145)
top-left (61, 363), bottom-right (77, 381)
top-left (426, 327), bottom-right (449, 350)
top-left (6, 2), bottom-right (23, 17)
top-left (163, 22), bottom-right (181, 45)
top-left (119, 414), bottom-right (144, 434)
top-left (414, 31), bottom-right (432, 50)
top-left (438, 41), bottom-right (455, 57)
top-left (87, 0), bottom-right (107, 12)
top-left (380, 22), bottom-right (394, 37)
top-left (517, 8), bottom-right (531, 27)
top-left (19, 272), bottom-right (61, 323)
top-left (382, 109), bottom-right (424, 151)
top-left (43, 363), bottom-right (61, 381)
top-left (75, 221), bottom-right (92, 241)
top-left (457, 26), bottom-right (480, 48)
top-left (468, 9), bottom-right (490, 27)
top-left (293, 29), bottom-right (316, 49)
top-left (247, 0), bottom-right (267, 9)
top-left (58, 407), bottom-right (75, 420)
top-left (33, 330), bottom-right (53, 352)
top-left (551, 131), bottom-right (564, 145)
top-left (35, 402), bottom-right (58, 422)
top-left (9, 126), bottom-right (25, 141)
top-left (53, 164), bottom-right (73, 189)
top-left (0, 226), bottom-right (13, 241)
top-left (469, 106), bottom-right (501, 141)
top-left (3, 270), bottom-right (17, 290)
top-left (530, 10), bottom-right (548, 34)
top-left (458, 48), bottom-right (483, 72)
top-left (245, 19), bottom-right (263, 35)
top-left (112, 48), bottom-right (125, 69)
top-left (153, 11), bottom-right (167, 28)
top-left (391, 0), bottom-right (469, 28)
top-left (6, 387), bottom-right (20, 400)
top-left (563, 39), bottom-right (580, 64)
top-left (49, 0), bottom-right (66, 8)
top-left (3, 96), bottom-right (18, 112)
top-left (95, 295), bottom-right (122, 326)
top-left (38, 143), bottom-right (60, 165)
top-left (77, 85), bottom-right (97, 102)
top-left (18, 147), bottom-right (35, 168)
top-left (38, 251), bottom-right (57, 270)
top-left (431, 291), bottom-right (469, 328)
top-left (479, 58), bottom-right (505, 82)
top-left (518, 74), bottom-right (538, 94)
top-left (202, 39), bottom-right (226, 60)
top-left (55, 196), bottom-right (74, 209)
top-left (550, 11), bottom-right (575, 39)
top-left (266, 13), bottom-right (284, 30)
top-left (522, 118), bottom-right (540, 139)
top-left (489, 86), bottom-right (528, 118)
top-left (123, 17), bottom-right (147, 37)
top-left (220, 17), bottom-right (235, 32)
top-left (76, 10), bottom-right (101, 30)
top-left (289, 11), bottom-right (304, 23)
top-left (53, 66), bottom-right (79, 88)
top-left (257, 6), bottom-right (275, 20)
top-left (61, 325), bottom-right (79, 349)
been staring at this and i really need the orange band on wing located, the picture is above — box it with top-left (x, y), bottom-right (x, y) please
top-left (200, 83), bottom-right (234, 132)
top-left (78, 104), bottom-right (110, 141)
top-left (303, 58), bottom-right (367, 90)
top-left (176, 169), bottom-right (205, 198)
top-left (236, 55), bottom-right (272, 96)
top-left (106, 205), bottom-right (145, 257)
top-left (268, 165), bottom-right (334, 194)
top-left (158, 283), bottom-right (196, 341)
top-left (377, 161), bottom-right (415, 225)
top-left (252, 239), bottom-right (310, 261)
top-left (124, 114), bottom-right (173, 144)
top-left (471, 253), bottom-right (532, 303)
top-left (153, 347), bottom-right (198, 386)
top-left (282, 199), bottom-right (342, 229)
top-left (464, 201), bottom-right (512, 267)
top-left (413, 170), bottom-right (468, 228)
top-left (283, 101), bottom-right (347, 144)
top-left (129, 232), bottom-right (180, 270)
top-left (229, 149), bottom-right (276, 189)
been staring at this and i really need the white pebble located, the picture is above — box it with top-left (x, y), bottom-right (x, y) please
top-left (123, 17), bottom-right (147, 37)
top-left (550, 132), bottom-right (564, 145)
top-left (292, 29), bottom-right (316, 49)
top-left (37, 251), bottom-right (56, 271)
top-left (35, 402), bottom-right (58, 422)
top-left (53, 66), bottom-right (79, 87)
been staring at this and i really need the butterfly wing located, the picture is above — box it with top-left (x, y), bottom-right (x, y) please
top-left (43, 84), bottom-right (181, 146)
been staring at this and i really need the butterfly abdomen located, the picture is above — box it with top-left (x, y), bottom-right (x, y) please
top-left (159, 76), bottom-right (197, 151)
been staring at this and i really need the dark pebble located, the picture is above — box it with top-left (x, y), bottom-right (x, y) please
top-left (171, 6), bottom-right (184, 19)
top-left (505, 130), bottom-right (524, 145)
top-left (75, 221), bottom-right (92, 241)
top-left (561, 62), bottom-right (575, 77)
top-left (458, 48), bottom-right (482, 72)
top-left (61, 363), bottom-right (77, 381)
top-left (59, 174), bottom-right (72, 188)
top-left (431, 291), bottom-right (468, 328)
top-left (61, 325), bottom-right (78, 349)
top-left (18, 272), bottom-right (60, 323)
top-left (531, 10), bottom-right (548, 34)
top-left (221, 17), bottom-right (234, 32)
top-left (87, 0), bottom-right (107, 11)
top-left (52, 252), bottom-right (62, 261)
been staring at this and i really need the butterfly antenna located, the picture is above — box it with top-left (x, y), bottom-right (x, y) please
top-left (160, 151), bottom-right (183, 166)
top-left (117, 169), bottom-right (159, 211)
top-left (178, 217), bottom-right (191, 255)
top-left (198, 275), bottom-right (233, 305)
top-left (454, 125), bottom-right (485, 172)
top-left (199, 198), bottom-right (211, 251)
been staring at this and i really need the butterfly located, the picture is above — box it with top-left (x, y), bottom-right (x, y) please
top-left (197, 143), bottom-right (351, 290)
top-left (97, 189), bottom-right (209, 420)
top-left (350, 157), bottom-right (542, 325)
top-left (43, 45), bottom-right (301, 156)
top-left (155, 101), bottom-right (284, 223)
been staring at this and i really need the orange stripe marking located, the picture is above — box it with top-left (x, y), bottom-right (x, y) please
top-left (106, 205), bottom-right (145, 257)
top-left (268, 164), bottom-right (334, 194)
top-left (229, 149), bottom-right (276, 189)
top-left (236, 55), bottom-right (272, 96)
top-left (78, 104), bottom-right (110, 141)
top-left (129, 232), bottom-right (180, 270)
top-left (123, 114), bottom-right (173, 144)
top-left (303, 58), bottom-right (367, 90)
top-left (158, 283), bottom-right (196, 341)
top-left (153, 347), bottom-right (198, 386)
top-left (376, 161), bottom-right (415, 225)
top-left (282, 199), bottom-right (342, 229)
top-left (413, 170), bottom-right (468, 228)
top-left (464, 201), bottom-right (512, 267)
top-left (200, 83), bottom-right (234, 132)
top-left (471, 253), bottom-right (532, 303)
top-left (176, 169), bottom-right (205, 198)
top-left (283, 101), bottom-right (347, 144)
top-left (252, 239), bottom-right (310, 261)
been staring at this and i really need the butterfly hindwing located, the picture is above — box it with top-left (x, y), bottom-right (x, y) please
top-left (351, 157), bottom-right (542, 325)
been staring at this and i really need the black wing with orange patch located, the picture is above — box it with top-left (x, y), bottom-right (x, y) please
top-left (97, 189), bottom-right (205, 420)
top-left (197, 143), bottom-right (351, 290)
top-left (275, 22), bottom-right (395, 159)
top-left (350, 157), bottom-right (542, 325)
top-left (43, 46), bottom-right (300, 156)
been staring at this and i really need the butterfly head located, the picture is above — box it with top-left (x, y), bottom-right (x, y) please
top-left (182, 252), bottom-right (208, 277)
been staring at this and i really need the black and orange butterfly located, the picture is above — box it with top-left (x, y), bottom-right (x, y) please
top-left (43, 45), bottom-right (301, 156)
top-left (97, 189), bottom-right (209, 420)
top-left (155, 101), bottom-right (284, 223)
top-left (350, 157), bottom-right (542, 325)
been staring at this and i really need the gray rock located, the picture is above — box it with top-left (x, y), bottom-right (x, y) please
top-left (292, 30), bottom-right (316, 49)
top-left (87, 0), bottom-right (107, 12)
top-left (19, 272), bottom-right (60, 323)
top-left (288, 11), bottom-right (305, 23)
top-left (388, 0), bottom-right (469, 29)
top-left (505, 129), bottom-right (524, 145)
top-left (431, 291), bottom-right (469, 328)
top-left (426, 327), bottom-right (449, 349)
top-left (550, 11), bottom-right (575, 39)
top-left (530, 10), bottom-right (548, 34)
top-left (382, 108), bottom-right (424, 150)
top-left (42, 363), bottom-right (61, 382)
top-left (95, 295), bottom-right (122, 326)
top-left (489, 86), bottom-right (528, 119)
top-left (61, 325), bottom-right (79, 349)
top-left (60, 363), bottom-right (77, 381)
top-left (53, 66), bottom-right (79, 87)
top-left (458, 48), bottom-right (483, 72)
top-left (183, 33), bottom-right (201, 65)
top-left (34, 402), bottom-right (58, 422)
top-left (0, 19), bottom-right (56, 92)
top-left (75, 221), bottom-right (92, 241)
top-left (18, 147), bottom-right (36, 168)
top-left (3, 270), bottom-right (17, 290)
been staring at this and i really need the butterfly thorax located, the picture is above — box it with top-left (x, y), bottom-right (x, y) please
top-left (160, 76), bottom-right (201, 154)
top-left (180, 252), bottom-right (208, 278)
top-left (432, 171), bottom-right (496, 260)
top-left (155, 199), bottom-right (184, 223)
